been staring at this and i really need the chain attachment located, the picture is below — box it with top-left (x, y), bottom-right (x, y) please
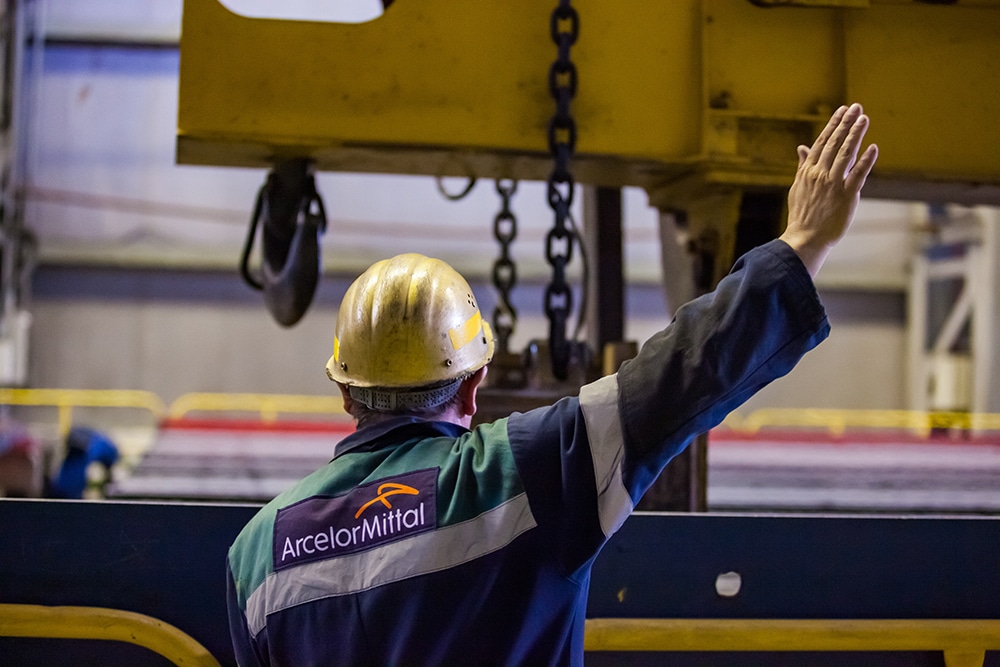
top-left (491, 178), bottom-right (518, 356)
top-left (544, 0), bottom-right (579, 380)
top-left (435, 174), bottom-right (477, 201)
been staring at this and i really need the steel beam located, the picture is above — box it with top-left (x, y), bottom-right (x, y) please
top-left (178, 0), bottom-right (1000, 206)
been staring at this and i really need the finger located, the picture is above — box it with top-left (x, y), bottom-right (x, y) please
top-left (845, 143), bottom-right (878, 194)
top-left (818, 103), bottom-right (862, 171)
top-left (805, 105), bottom-right (848, 167)
top-left (832, 113), bottom-right (869, 178)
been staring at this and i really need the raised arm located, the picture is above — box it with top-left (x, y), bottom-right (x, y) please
top-left (780, 103), bottom-right (879, 277)
top-left (505, 105), bottom-right (879, 567)
top-left (606, 103), bottom-right (878, 504)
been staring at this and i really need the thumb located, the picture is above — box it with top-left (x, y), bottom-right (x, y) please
top-left (796, 145), bottom-right (809, 167)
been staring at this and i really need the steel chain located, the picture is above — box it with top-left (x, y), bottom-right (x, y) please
top-left (491, 179), bottom-right (518, 356)
top-left (545, 0), bottom-right (579, 380)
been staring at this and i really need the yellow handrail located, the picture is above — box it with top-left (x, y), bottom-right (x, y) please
top-left (4, 386), bottom-right (1000, 441)
top-left (0, 603), bottom-right (221, 666)
top-left (584, 618), bottom-right (1000, 667)
top-left (168, 392), bottom-right (345, 422)
top-left (723, 408), bottom-right (1000, 438)
top-left (0, 388), bottom-right (166, 438)
top-left (4, 606), bottom-right (997, 666)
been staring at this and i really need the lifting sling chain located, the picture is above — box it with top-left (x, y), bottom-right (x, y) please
top-left (545, 0), bottom-right (580, 380)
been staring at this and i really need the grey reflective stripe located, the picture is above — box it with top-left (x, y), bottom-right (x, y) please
top-left (246, 491), bottom-right (536, 636)
top-left (579, 374), bottom-right (632, 538)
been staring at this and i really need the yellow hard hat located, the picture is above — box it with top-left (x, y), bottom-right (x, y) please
top-left (326, 254), bottom-right (495, 408)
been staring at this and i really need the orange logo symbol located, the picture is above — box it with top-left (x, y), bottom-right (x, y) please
top-left (355, 483), bottom-right (420, 519)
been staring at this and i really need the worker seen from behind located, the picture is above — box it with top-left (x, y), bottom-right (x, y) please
top-left (227, 103), bottom-right (878, 665)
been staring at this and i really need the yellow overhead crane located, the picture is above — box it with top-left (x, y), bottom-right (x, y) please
top-left (176, 0), bottom-right (1000, 509)
top-left (178, 0), bottom-right (1000, 279)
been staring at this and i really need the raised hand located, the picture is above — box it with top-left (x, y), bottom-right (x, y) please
top-left (780, 103), bottom-right (879, 277)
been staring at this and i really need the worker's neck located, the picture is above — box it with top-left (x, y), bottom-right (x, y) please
top-left (354, 407), bottom-right (471, 431)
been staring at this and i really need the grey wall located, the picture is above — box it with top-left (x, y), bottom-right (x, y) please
top-left (27, 265), bottom-right (907, 413)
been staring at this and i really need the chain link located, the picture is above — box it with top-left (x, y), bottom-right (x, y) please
top-left (545, 0), bottom-right (579, 380)
top-left (491, 179), bottom-right (518, 356)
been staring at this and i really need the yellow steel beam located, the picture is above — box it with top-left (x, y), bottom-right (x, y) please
top-left (845, 4), bottom-right (1000, 194)
top-left (177, 1), bottom-right (701, 185)
top-left (177, 0), bottom-right (1000, 205)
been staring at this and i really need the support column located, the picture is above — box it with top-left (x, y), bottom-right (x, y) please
top-left (582, 186), bottom-right (625, 356)
top-left (0, 0), bottom-right (38, 388)
top-left (642, 186), bottom-right (787, 511)
top-left (906, 205), bottom-right (985, 424)
top-left (973, 208), bottom-right (1000, 413)
top-left (639, 187), bottom-right (742, 512)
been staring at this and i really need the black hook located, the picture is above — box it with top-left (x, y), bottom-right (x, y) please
top-left (239, 159), bottom-right (328, 326)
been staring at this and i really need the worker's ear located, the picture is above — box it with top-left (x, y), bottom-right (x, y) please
top-left (336, 382), bottom-right (355, 415)
top-left (458, 366), bottom-right (488, 418)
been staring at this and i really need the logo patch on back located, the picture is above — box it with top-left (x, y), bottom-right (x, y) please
top-left (273, 468), bottom-right (438, 571)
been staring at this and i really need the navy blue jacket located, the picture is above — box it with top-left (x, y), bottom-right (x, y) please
top-left (227, 240), bottom-right (830, 665)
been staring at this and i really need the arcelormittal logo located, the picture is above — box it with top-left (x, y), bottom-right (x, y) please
top-left (355, 482), bottom-right (420, 518)
top-left (273, 468), bottom-right (438, 571)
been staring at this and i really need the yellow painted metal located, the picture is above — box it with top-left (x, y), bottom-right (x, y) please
top-left (725, 407), bottom-right (1000, 437)
top-left (5, 386), bottom-right (997, 438)
top-left (167, 392), bottom-right (346, 422)
top-left (0, 603), bottom-right (221, 666)
top-left (177, 0), bottom-right (703, 185)
top-left (583, 618), bottom-right (1000, 664)
top-left (0, 387), bottom-right (344, 426)
top-left (0, 388), bottom-right (166, 438)
top-left (844, 3), bottom-right (1000, 199)
top-left (177, 0), bottom-right (1000, 204)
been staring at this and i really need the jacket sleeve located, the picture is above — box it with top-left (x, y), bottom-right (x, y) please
top-left (508, 239), bottom-right (829, 568)
top-left (227, 558), bottom-right (268, 667)
top-left (611, 238), bottom-right (830, 501)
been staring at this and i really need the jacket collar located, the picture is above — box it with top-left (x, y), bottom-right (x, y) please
top-left (332, 416), bottom-right (469, 459)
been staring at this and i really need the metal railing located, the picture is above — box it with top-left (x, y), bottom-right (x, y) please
top-left (584, 618), bottom-right (1000, 667)
top-left (5, 607), bottom-right (998, 666)
top-left (0, 388), bottom-right (347, 436)
top-left (0, 388), bottom-right (165, 438)
top-left (0, 603), bottom-right (221, 666)
top-left (2, 387), bottom-right (999, 440)
top-left (723, 408), bottom-right (1000, 438)
top-left (167, 391), bottom-right (345, 422)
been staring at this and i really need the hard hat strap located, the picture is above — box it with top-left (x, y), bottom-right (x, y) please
top-left (349, 378), bottom-right (463, 412)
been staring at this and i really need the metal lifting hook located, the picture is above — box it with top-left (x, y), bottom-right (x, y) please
top-left (240, 159), bottom-right (328, 327)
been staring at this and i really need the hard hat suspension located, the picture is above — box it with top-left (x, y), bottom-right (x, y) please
top-left (348, 378), bottom-right (463, 412)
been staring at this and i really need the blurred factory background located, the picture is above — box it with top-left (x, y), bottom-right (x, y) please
top-left (2, 3), bottom-right (1000, 665)
top-left (0, 0), bottom-right (997, 514)
top-left (15, 1), bottom-right (993, 407)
